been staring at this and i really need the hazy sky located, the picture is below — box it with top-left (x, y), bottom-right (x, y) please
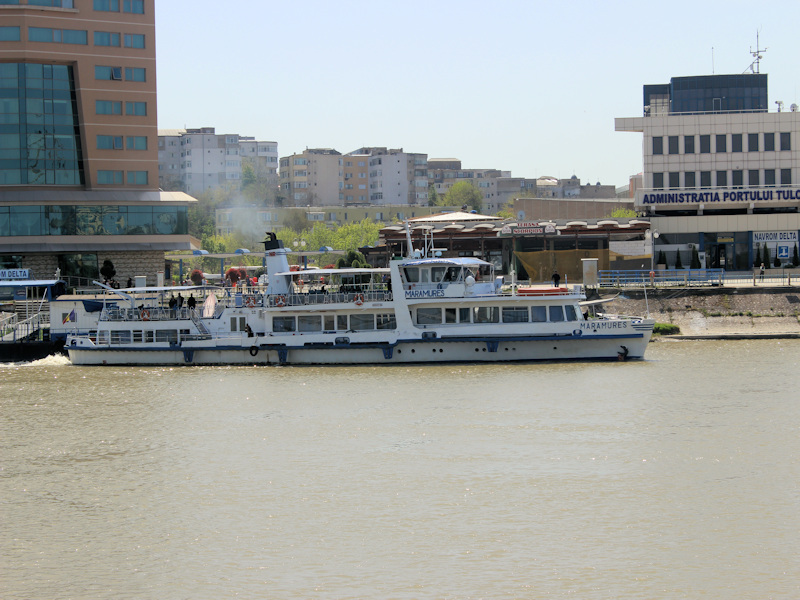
top-left (155, 0), bottom-right (800, 188)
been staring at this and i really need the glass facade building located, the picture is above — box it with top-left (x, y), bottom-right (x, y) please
top-left (644, 74), bottom-right (768, 115)
top-left (0, 63), bottom-right (85, 186)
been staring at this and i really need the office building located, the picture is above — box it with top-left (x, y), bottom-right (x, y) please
top-left (617, 73), bottom-right (799, 270)
top-left (0, 0), bottom-right (196, 283)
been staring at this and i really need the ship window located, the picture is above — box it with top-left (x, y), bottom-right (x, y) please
top-left (444, 307), bottom-right (457, 323)
top-left (298, 315), bottom-right (322, 332)
top-left (531, 306), bottom-right (547, 322)
top-left (98, 331), bottom-right (109, 344)
top-left (132, 331), bottom-right (142, 342)
top-left (416, 307), bottom-right (441, 325)
top-left (337, 314), bottom-right (348, 330)
top-left (502, 306), bottom-right (529, 323)
top-left (404, 267), bottom-right (419, 283)
top-left (564, 305), bottom-right (579, 321)
top-left (473, 306), bottom-right (499, 323)
top-left (431, 267), bottom-right (446, 282)
top-left (350, 313), bottom-right (375, 330)
top-left (459, 307), bottom-right (470, 323)
top-left (273, 316), bottom-right (295, 332)
top-left (549, 306), bottom-right (564, 322)
top-left (155, 330), bottom-right (178, 343)
top-left (145, 331), bottom-right (153, 342)
top-left (376, 313), bottom-right (396, 330)
top-left (324, 315), bottom-right (335, 331)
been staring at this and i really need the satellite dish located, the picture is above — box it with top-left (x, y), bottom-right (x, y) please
top-left (791, 103), bottom-right (798, 112)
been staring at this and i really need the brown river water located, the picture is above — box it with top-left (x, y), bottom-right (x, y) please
top-left (2, 340), bottom-right (799, 599)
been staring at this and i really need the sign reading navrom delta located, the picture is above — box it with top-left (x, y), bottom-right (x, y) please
top-left (639, 187), bottom-right (800, 206)
top-left (0, 269), bottom-right (30, 280)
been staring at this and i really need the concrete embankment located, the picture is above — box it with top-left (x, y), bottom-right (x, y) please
top-left (596, 285), bottom-right (800, 339)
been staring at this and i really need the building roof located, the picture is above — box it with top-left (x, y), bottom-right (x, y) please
top-left (407, 211), bottom-right (502, 223)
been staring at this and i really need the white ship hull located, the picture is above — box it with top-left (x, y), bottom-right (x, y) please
top-left (66, 233), bottom-right (655, 367)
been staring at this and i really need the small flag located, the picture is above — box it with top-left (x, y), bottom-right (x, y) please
top-left (63, 309), bottom-right (76, 324)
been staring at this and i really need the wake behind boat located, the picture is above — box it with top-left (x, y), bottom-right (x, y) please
top-left (66, 232), bottom-right (654, 366)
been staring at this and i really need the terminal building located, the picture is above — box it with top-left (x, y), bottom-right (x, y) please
top-left (0, 0), bottom-right (196, 284)
top-left (616, 73), bottom-right (799, 271)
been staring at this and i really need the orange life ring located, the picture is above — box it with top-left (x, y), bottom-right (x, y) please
top-left (140, 309), bottom-right (150, 321)
top-left (354, 293), bottom-right (364, 306)
top-left (245, 296), bottom-right (256, 308)
top-left (275, 295), bottom-right (286, 307)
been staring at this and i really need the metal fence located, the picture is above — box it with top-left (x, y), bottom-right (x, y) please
top-left (598, 269), bottom-right (724, 287)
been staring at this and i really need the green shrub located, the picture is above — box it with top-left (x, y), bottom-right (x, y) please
top-left (653, 322), bottom-right (680, 335)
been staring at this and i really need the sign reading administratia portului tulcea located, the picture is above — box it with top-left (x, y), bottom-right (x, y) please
top-left (640, 187), bottom-right (800, 205)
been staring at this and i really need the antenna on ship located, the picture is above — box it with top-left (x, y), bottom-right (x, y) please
top-left (745, 30), bottom-right (767, 74)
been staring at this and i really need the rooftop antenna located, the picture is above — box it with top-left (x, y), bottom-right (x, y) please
top-left (745, 30), bottom-right (767, 74)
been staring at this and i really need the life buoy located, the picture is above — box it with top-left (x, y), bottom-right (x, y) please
top-left (140, 309), bottom-right (150, 321)
top-left (354, 293), bottom-right (365, 306)
top-left (275, 295), bottom-right (286, 307)
top-left (245, 296), bottom-right (256, 308)
top-left (249, 346), bottom-right (259, 357)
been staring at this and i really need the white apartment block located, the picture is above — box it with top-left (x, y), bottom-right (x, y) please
top-left (158, 127), bottom-right (278, 194)
top-left (280, 149), bottom-right (343, 206)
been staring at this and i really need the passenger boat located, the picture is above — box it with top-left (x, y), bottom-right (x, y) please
top-left (66, 232), bottom-right (654, 366)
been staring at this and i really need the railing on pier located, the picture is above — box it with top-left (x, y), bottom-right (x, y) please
top-left (599, 269), bottom-right (724, 288)
top-left (0, 312), bottom-right (48, 342)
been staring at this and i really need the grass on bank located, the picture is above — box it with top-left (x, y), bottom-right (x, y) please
top-left (653, 322), bottom-right (681, 335)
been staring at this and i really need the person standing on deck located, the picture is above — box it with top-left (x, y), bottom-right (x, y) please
top-left (552, 269), bottom-right (561, 287)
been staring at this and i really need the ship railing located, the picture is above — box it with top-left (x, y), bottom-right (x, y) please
top-left (101, 306), bottom-right (204, 322)
top-left (267, 290), bottom-right (393, 307)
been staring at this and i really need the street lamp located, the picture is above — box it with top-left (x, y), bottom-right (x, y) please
top-left (645, 229), bottom-right (659, 271)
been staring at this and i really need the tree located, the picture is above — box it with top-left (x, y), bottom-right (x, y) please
top-left (674, 250), bottom-right (683, 269)
top-left (442, 181), bottom-right (483, 212)
top-left (657, 250), bottom-right (666, 267)
top-left (427, 185), bottom-right (439, 207)
top-left (282, 211), bottom-right (309, 233)
top-left (189, 269), bottom-right (203, 285)
top-left (763, 245), bottom-right (771, 269)
top-left (774, 248), bottom-right (782, 268)
top-left (608, 208), bottom-right (637, 218)
top-left (690, 246), bottom-right (701, 269)
top-left (336, 250), bottom-right (368, 268)
top-left (100, 259), bottom-right (116, 281)
top-left (793, 243), bottom-right (799, 267)
top-left (755, 244), bottom-right (762, 267)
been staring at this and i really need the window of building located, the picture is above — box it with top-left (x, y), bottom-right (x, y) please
top-left (652, 173), bottom-right (663, 189)
top-left (731, 134), bottom-right (742, 152)
top-left (95, 100), bottom-right (121, 115)
top-left (684, 135), bottom-right (695, 154)
top-left (126, 136), bottom-right (147, 150)
top-left (29, 0), bottom-right (75, 6)
top-left (97, 170), bottom-right (123, 184)
top-left (94, 0), bottom-right (119, 10)
top-left (764, 169), bottom-right (775, 186)
top-left (94, 31), bottom-right (120, 46)
top-left (668, 136), bottom-right (679, 154)
top-left (748, 170), bottom-right (759, 187)
top-left (732, 170), bottom-right (743, 188)
top-left (124, 67), bottom-right (145, 82)
top-left (125, 101), bottom-right (146, 116)
top-left (126, 170), bottom-right (147, 185)
top-left (715, 134), bottom-right (727, 153)
top-left (652, 137), bottom-right (663, 155)
top-left (748, 133), bottom-right (759, 152)
top-left (29, 27), bottom-right (87, 45)
top-left (781, 169), bottom-right (792, 185)
top-left (780, 132), bottom-right (791, 151)
top-left (124, 33), bottom-right (145, 48)
top-left (700, 171), bottom-right (711, 188)
top-left (97, 135), bottom-right (123, 150)
top-left (764, 132), bottom-right (775, 151)
top-left (123, 0), bottom-right (144, 13)
top-left (668, 172), bottom-right (679, 188)
top-left (699, 135), bottom-right (710, 153)
top-left (716, 171), bottom-right (727, 187)
top-left (685, 172), bottom-right (696, 188)
top-left (96, 65), bottom-right (122, 80)
top-left (0, 27), bottom-right (21, 42)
